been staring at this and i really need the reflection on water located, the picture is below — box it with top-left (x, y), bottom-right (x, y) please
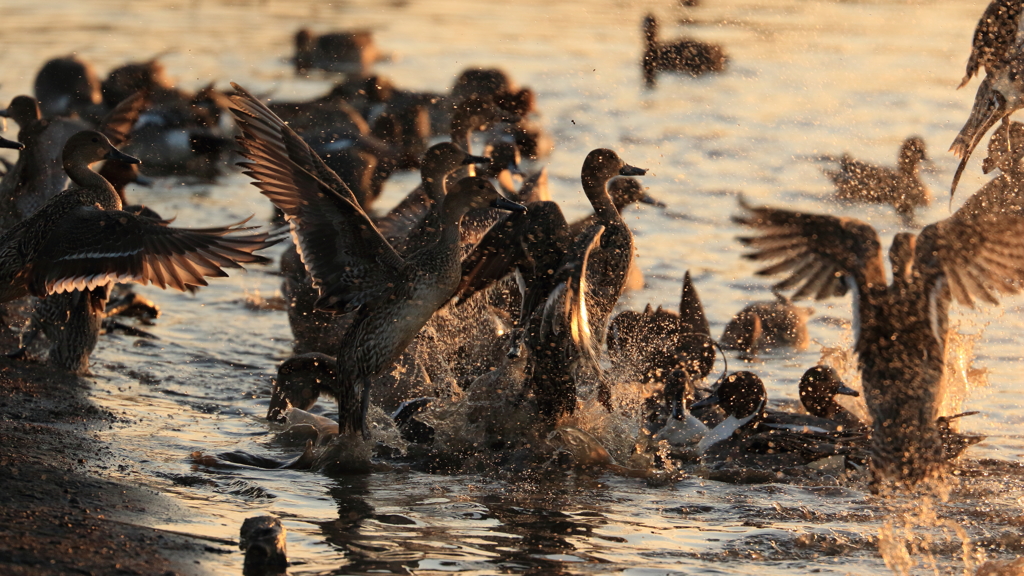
top-left (3, 0), bottom-right (1024, 573)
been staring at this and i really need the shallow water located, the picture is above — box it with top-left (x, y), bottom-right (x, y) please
top-left (3, 0), bottom-right (1024, 573)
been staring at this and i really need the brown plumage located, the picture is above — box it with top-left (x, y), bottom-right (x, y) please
top-left (230, 83), bottom-right (525, 438)
top-left (642, 14), bottom-right (727, 87)
top-left (825, 136), bottom-right (931, 223)
top-left (0, 130), bottom-right (278, 304)
top-left (734, 185), bottom-right (1024, 488)
top-left (960, 0), bottom-right (1022, 89)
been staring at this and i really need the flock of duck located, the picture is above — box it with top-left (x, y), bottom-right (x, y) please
top-left (1, 5), bottom-right (1023, 492)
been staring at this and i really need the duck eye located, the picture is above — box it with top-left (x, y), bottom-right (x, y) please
top-left (91, 137), bottom-right (99, 143)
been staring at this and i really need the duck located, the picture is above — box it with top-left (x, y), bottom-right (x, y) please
top-left (267, 352), bottom-right (339, 422)
top-left (607, 271), bottom-right (715, 390)
top-left (719, 291), bottom-right (813, 353)
top-left (0, 131), bottom-right (279, 372)
top-left (293, 28), bottom-right (381, 74)
top-left (456, 149), bottom-right (647, 354)
top-left (230, 83), bottom-right (526, 439)
top-left (641, 14), bottom-right (727, 88)
top-left (0, 95), bottom-right (88, 227)
top-left (797, 365), bottom-right (865, 432)
top-left (733, 182), bottom-right (1024, 488)
top-left (32, 55), bottom-right (103, 119)
top-left (824, 136), bottom-right (931, 223)
top-left (950, 1), bottom-right (1024, 198)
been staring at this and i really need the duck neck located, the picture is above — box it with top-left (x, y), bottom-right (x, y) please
top-left (64, 160), bottom-right (121, 210)
top-left (583, 174), bottom-right (620, 223)
top-left (439, 203), bottom-right (467, 245)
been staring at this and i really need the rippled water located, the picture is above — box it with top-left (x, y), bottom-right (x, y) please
top-left (4, 0), bottom-right (1024, 573)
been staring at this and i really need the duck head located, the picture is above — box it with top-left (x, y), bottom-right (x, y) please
top-left (267, 353), bottom-right (339, 422)
top-left (0, 96), bottom-right (42, 129)
top-left (62, 130), bottom-right (141, 171)
top-left (443, 177), bottom-right (526, 222)
top-left (608, 176), bottom-right (664, 210)
top-left (692, 371), bottom-right (766, 424)
top-left (422, 142), bottom-right (489, 186)
top-left (798, 365), bottom-right (858, 419)
top-left (581, 149), bottom-right (646, 192)
top-left (483, 140), bottom-right (522, 178)
top-left (950, 75), bottom-right (1010, 199)
top-left (898, 136), bottom-right (928, 171)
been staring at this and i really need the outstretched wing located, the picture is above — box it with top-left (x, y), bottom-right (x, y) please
top-left (915, 178), bottom-right (1024, 307)
top-left (33, 207), bottom-right (277, 294)
top-left (100, 92), bottom-right (147, 147)
top-left (733, 197), bottom-right (885, 300)
top-left (229, 83), bottom-right (405, 312)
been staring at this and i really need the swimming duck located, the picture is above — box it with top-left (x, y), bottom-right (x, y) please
top-left (719, 291), bottom-right (812, 353)
top-left (950, 1), bottom-right (1024, 197)
top-left (825, 136), bottom-right (931, 223)
top-left (733, 183), bottom-right (1024, 487)
top-left (607, 271), bottom-right (715, 388)
top-left (230, 84), bottom-right (525, 438)
top-left (797, 365), bottom-right (865, 431)
top-left (32, 55), bottom-right (103, 119)
top-left (641, 14), bottom-right (727, 87)
top-left (294, 28), bottom-right (381, 74)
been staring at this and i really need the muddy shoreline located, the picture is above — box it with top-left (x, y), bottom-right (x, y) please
top-left (0, 350), bottom-right (232, 576)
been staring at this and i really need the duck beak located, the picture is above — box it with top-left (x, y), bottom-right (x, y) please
top-left (619, 164), bottom-right (647, 176)
top-left (950, 82), bottom-right (1007, 199)
top-left (0, 135), bottom-right (24, 150)
top-left (836, 384), bottom-right (860, 397)
top-left (689, 392), bottom-right (719, 410)
top-left (133, 173), bottom-right (155, 187)
top-left (981, 155), bottom-right (996, 174)
top-left (463, 154), bottom-right (490, 165)
top-left (638, 192), bottom-right (665, 207)
top-left (491, 196), bottom-right (527, 212)
top-left (104, 148), bottom-right (142, 165)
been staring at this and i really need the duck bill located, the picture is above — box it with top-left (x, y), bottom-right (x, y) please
top-left (104, 148), bottom-right (142, 165)
top-left (949, 85), bottom-right (1006, 199)
top-left (619, 164), bottom-right (647, 176)
top-left (0, 135), bottom-right (24, 150)
top-left (491, 196), bottom-right (527, 212)
top-left (507, 161), bottom-right (524, 176)
top-left (639, 193), bottom-right (665, 208)
top-left (689, 392), bottom-right (719, 410)
top-left (836, 384), bottom-right (860, 397)
top-left (462, 154), bottom-right (490, 165)
top-left (133, 173), bottom-right (155, 187)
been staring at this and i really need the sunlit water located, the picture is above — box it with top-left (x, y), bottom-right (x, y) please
top-left (4, 0), bottom-right (1024, 573)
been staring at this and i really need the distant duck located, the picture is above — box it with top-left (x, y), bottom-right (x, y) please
top-left (230, 84), bottom-right (525, 438)
top-left (641, 14), bottom-right (727, 87)
top-left (719, 291), bottom-right (812, 353)
top-left (950, 0), bottom-right (1024, 198)
top-left (294, 28), bottom-right (381, 74)
top-left (825, 136), bottom-right (931, 223)
top-left (0, 131), bottom-right (278, 372)
top-left (734, 183), bottom-right (1024, 488)
top-left (32, 55), bottom-right (103, 119)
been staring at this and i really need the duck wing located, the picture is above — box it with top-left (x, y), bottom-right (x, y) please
top-left (31, 207), bottom-right (277, 294)
top-left (230, 84), bottom-right (406, 313)
top-left (229, 83), bottom-right (361, 208)
top-left (960, 0), bottom-right (1022, 89)
top-left (733, 197), bottom-right (884, 300)
top-left (100, 92), bottom-right (148, 147)
top-left (913, 181), bottom-right (1024, 308)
